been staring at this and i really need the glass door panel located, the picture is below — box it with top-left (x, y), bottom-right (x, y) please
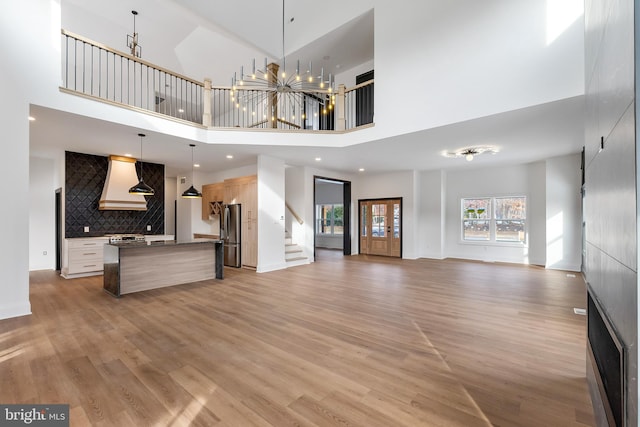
top-left (372, 203), bottom-right (386, 238)
top-left (393, 203), bottom-right (400, 238)
top-left (361, 204), bottom-right (367, 237)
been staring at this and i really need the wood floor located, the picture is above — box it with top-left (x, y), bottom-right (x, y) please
top-left (1, 251), bottom-right (594, 426)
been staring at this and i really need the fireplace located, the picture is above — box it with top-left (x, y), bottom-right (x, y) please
top-left (587, 290), bottom-right (625, 427)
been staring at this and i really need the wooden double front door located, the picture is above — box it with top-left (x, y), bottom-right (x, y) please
top-left (359, 198), bottom-right (401, 257)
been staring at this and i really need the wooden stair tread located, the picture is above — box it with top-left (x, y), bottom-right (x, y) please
top-left (285, 256), bottom-right (308, 262)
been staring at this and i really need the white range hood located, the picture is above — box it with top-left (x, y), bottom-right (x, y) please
top-left (99, 155), bottom-right (147, 211)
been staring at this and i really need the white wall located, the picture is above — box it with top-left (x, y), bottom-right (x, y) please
top-left (175, 176), bottom-right (194, 241)
top-left (418, 170), bottom-right (446, 259)
top-left (29, 157), bottom-right (56, 271)
top-left (164, 177), bottom-right (176, 236)
top-left (375, 0), bottom-right (584, 139)
top-left (545, 153), bottom-right (582, 271)
top-left (335, 59), bottom-right (375, 87)
top-left (257, 155), bottom-right (286, 272)
top-left (444, 163), bottom-right (546, 264)
top-left (189, 169), bottom-right (211, 236)
top-left (353, 170), bottom-right (418, 259)
top-left (527, 161), bottom-right (547, 266)
top-left (200, 164), bottom-right (257, 184)
top-left (0, 0), bottom-right (64, 319)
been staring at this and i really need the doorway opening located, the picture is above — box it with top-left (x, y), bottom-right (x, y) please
top-left (359, 198), bottom-right (402, 257)
top-left (313, 176), bottom-right (351, 258)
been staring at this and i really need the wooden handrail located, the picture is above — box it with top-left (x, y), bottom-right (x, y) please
top-left (248, 119), bottom-right (269, 128)
top-left (61, 29), bottom-right (204, 87)
top-left (276, 118), bottom-right (301, 129)
top-left (344, 79), bottom-right (374, 94)
top-left (286, 202), bottom-right (304, 225)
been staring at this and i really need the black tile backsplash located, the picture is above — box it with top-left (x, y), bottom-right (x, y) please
top-left (65, 151), bottom-right (165, 237)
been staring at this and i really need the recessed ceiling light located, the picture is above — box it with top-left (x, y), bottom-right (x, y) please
top-left (28, 116), bottom-right (35, 121)
top-left (194, 164), bottom-right (200, 168)
top-left (124, 153), bottom-right (132, 157)
top-left (358, 168), bottom-right (365, 172)
top-left (178, 108), bottom-right (184, 113)
top-left (315, 157), bottom-right (322, 161)
top-left (226, 155), bottom-right (233, 159)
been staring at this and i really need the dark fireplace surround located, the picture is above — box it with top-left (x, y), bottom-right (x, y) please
top-left (587, 288), bottom-right (626, 427)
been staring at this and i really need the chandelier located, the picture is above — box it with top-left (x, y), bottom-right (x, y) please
top-left (126, 10), bottom-right (142, 58)
top-left (442, 146), bottom-right (499, 162)
top-left (230, 0), bottom-right (335, 128)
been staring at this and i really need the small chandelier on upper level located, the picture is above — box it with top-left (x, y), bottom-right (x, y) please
top-left (127, 10), bottom-right (142, 58)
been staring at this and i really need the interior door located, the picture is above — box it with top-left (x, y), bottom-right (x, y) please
top-left (359, 199), bottom-right (401, 257)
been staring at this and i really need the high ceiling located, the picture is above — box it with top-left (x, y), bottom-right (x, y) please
top-left (31, 1), bottom-right (585, 178)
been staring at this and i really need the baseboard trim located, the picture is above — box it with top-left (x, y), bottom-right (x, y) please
top-left (257, 262), bottom-right (288, 273)
top-left (0, 301), bottom-right (32, 321)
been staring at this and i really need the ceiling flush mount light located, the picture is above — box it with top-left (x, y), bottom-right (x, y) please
top-left (127, 10), bottom-right (142, 58)
top-left (182, 144), bottom-right (202, 198)
top-left (28, 116), bottom-right (35, 121)
top-left (442, 146), bottom-right (499, 162)
top-left (129, 133), bottom-right (155, 195)
top-left (231, 0), bottom-right (335, 127)
top-left (226, 155), bottom-right (233, 159)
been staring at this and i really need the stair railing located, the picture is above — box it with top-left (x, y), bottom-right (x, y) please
top-left (285, 202), bottom-right (304, 225)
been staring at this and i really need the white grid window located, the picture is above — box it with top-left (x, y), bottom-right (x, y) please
top-left (462, 197), bottom-right (526, 243)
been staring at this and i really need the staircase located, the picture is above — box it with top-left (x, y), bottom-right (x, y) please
top-left (285, 232), bottom-right (309, 267)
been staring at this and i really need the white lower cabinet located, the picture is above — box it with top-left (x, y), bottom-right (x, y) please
top-left (62, 237), bottom-right (109, 278)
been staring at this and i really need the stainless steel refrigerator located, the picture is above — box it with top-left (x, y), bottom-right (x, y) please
top-left (220, 204), bottom-right (241, 267)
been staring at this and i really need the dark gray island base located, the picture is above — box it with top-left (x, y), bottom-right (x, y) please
top-left (104, 239), bottom-right (223, 297)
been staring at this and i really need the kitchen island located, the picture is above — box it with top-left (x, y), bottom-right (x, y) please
top-left (103, 239), bottom-right (223, 297)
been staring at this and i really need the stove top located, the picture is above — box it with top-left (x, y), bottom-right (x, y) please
top-left (105, 234), bottom-right (146, 243)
